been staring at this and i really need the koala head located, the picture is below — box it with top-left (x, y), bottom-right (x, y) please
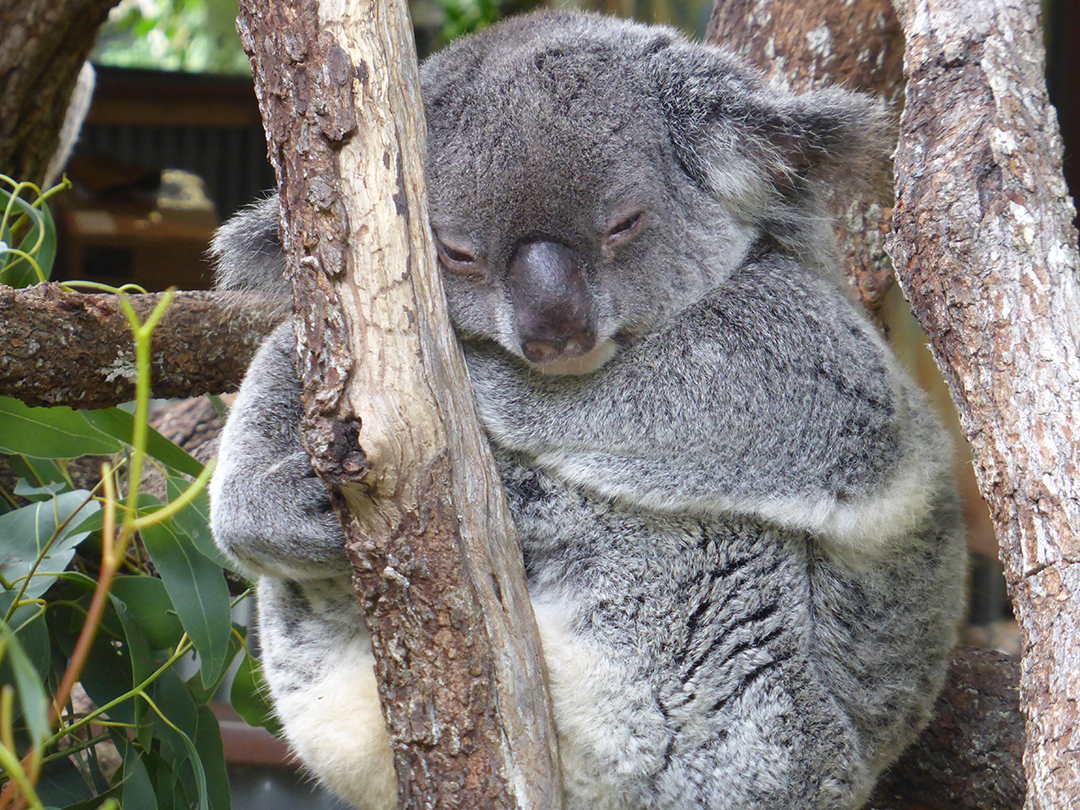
top-left (419, 11), bottom-right (889, 375)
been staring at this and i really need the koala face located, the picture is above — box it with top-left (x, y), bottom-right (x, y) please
top-left (419, 14), bottom-right (760, 375)
top-left (417, 12), bottom-right (887, 376)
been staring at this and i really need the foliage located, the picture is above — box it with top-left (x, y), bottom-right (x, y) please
top-left (91, 0), bottom-right (519, 73)
top-left (93, 0), bottom-right (250, 75)
top-left (0, 177), bottom-right (69, 289)
top-left (0, 179), bottom-right (274, 809)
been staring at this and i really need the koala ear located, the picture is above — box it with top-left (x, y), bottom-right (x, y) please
top-left (649, 42), bottom-right (891, 225)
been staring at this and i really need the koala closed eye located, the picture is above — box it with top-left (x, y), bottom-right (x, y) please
top-left (434, 233), bottom-right (483, 277)
top-left (603, 210), bottom-right (646, 247)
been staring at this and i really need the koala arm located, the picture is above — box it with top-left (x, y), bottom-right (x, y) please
top-left (469, 255), bottom-right (952, 550)
top-left (209, 321), bottom-right (348, 580)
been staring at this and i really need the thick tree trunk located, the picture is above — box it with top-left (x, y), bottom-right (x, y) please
top-left (0, 283), bottom-right (278, 408)
top-left (887, 2), bottom-right (1080, 808)
top-left (236, 1), bottom-right (562, 809)
top-left (0, 0), bottom-right (118, 184)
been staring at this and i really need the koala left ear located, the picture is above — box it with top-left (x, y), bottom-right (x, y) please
top-left (649, 41), bottom-right (891, 224)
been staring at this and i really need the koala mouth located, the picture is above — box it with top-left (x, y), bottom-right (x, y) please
top-left (527, 337), bottom-right (619, 376)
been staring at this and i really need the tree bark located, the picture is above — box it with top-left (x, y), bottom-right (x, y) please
top-left (0, 0), bottom-right (119, 184)
top-left (0, 283), bottom-right (278, 408)
top-left (868, 648), bottom-right (1025, 810)
top-left (707, 0), bottom-right (904, 311)
top-left (886, 2), bottom-right (1080, 808)
top-left (236, 1), bottom-right (562, 809)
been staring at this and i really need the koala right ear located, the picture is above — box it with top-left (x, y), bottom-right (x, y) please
top-left (649, 41), bottom-right (891, 230)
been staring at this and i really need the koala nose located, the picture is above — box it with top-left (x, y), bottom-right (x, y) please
top-left (509, 240), bottom-right (596, 364)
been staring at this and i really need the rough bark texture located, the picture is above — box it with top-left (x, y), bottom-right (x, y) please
top-left (237, 1), bottom-right (562, 809)
top-left (887, 2), bottom-right (1080, 808)
top-left (0, 283), bottom-right (278, 408)
top-left (707, 0), bottom-right (904, 311)
top-left (868, 648), bottom-right (1025, 810)
top-left (0, 0), bottom-right (119, 184)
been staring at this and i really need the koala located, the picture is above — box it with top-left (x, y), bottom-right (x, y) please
top-left (210, 10), bottom-right (966, 810)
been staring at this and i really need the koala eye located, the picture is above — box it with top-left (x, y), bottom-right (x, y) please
top-left (604, 211), bottom-right (645, 248)
top-left (434, 234), bottom-right (483, 278)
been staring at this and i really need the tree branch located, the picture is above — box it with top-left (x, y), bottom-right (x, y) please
top-left (0, 283), bottom-right (278, 408)
top-left (887, 2), bottom-right (1080, 808)
top-left (868, 647), bottom-right (1025, 810)
top-left (0, 0), bottom-right (119, 185)
top-left (708, 1), bottom-right (1029, 804)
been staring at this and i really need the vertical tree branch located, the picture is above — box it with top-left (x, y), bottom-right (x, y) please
top-left (0, 0), bottom-right (117, 184)
top-left (236, 1), bottom-right (562, 808)
top-left (887, 2), bottom-right (1080, 807)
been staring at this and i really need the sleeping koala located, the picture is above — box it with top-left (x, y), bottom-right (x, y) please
top-left (210, 10), bottom-right (966, 810)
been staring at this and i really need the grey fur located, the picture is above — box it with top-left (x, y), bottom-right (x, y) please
top-left (210, 11), bottom-right (965, 810)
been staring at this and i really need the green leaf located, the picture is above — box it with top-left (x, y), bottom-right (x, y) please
top-left (120, 739), bottom-right (158, 810)
top-left (0, 593), bottom-right (49, 678)
top-left (110, 577), bottom-right (184, 651)
top-left (108, 592), bottom-right (154, 686)
top-left (0, 196), bottom-right (58, 286)
top-left (6, 456), bottom-right (70, 490)
top-left (229, 650), bottom-right (281, 736)
top-left (163, 472), bottom-right (231, 571)
top-left (32, 756), bottom-right (96, 808)
top-left (13, 480), bottom-right (71, 501)
top-left (0, 490), bottom-right (99, 600)
top-left (81, 410), bottom-right (204, 478)
top-left (0, 621), bottom-right (51, 748)
top-left (140, 520), bottom-right (232, 686)
top-left (192, 704), bottom-right (231, 810)
top-left (149, 669), bottom-right (209, 810)
top-left (0, 398), bottom-right (122, 458)
top-left (79, 630), bottom-right (137, 728)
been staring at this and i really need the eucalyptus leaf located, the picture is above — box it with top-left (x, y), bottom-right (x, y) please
top-left (229, 650), bottom-right (280, 736)
top-left (120, 739), bottom-right (158, 810)
top-left (0, 622), bottom-right (50, 747)
top-left (108, 592), bottom-right (154, 686)
top-left (110, 576), bottom-right (184, 651)
top-left (79, 632), bottom-right (137, 728)
top-left (0, 490), bottom-right (99, 600)
top-left (164, 472), bottom-right (231, 570)
top-left (0, 593), bottom-right (49, 678)
top-left (81, 409), bottom-right (204, 478)
top-left (192, 704), bottom-right (231, 810)
top-left (32, 756), bottom-right (96, 808)
top-left (149, 669), bottom-right (209, 810)
top-left (140, 520), bottom-right (232, 686)
top-left (0, 398), bottom-right (122, 458)
top-left (13, 480), bottom-right (70, 501)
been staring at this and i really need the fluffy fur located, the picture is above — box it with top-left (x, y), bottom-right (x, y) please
top-left (210, 11), bottom-right (965, 810)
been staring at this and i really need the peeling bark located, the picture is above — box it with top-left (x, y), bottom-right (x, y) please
top-left (887, 2), bottom-right (1080, 808)
top-left (0, 283), bottom-right (277, 408)
top-left (236, 1), bottom-right (562, 808)
top-left (707, 0), bottom-right (904, 311)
